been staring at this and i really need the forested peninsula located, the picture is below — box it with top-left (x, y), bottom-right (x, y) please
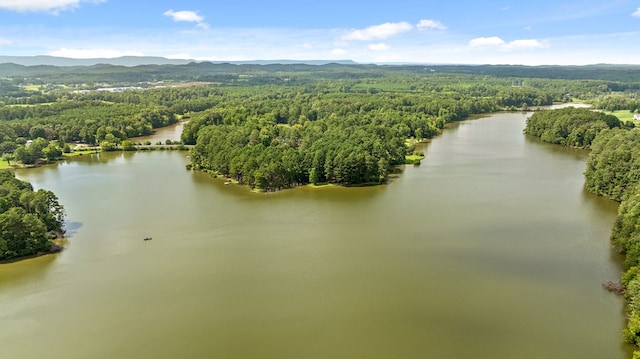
top-left (184, 83), bottom-right (553, 190)
top-left (0, 170), bottom-right (65, 261)
top-left (525, 108), bottom-right (640, 358)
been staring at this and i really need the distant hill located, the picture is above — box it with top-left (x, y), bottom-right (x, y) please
top-left (0, 55), bottom-right (357, 67)
top-left (217, 59), bottom-right (357, 66)
top-left (1, 59), bottom-right (639, 86)
top-left (0, 56), bottom-right (194, 67)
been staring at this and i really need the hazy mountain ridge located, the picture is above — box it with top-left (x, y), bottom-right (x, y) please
top-left (1, 56), bottom-right (640, 85)
top-left (0, 55), bottom-right (357, 67)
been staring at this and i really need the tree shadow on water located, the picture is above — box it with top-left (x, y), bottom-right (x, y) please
top-left (63, 221), bottom-right (83, 238)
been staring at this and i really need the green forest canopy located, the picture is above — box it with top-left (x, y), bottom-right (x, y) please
top-left (0, 170), bottom-right (65, 261)
top-left (524, 107), bottom-right (622, 149)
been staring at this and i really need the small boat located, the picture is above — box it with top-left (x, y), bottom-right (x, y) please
top-left (143, 237), bottom-right (152, 241)
top-left (224, 181), bottom-right (232, 185)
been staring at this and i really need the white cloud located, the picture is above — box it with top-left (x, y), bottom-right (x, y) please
top-left (0, 36), bottom-right (11, 46)
top-left (47, 48), bottom-right (144, 59)
top-left (331, 48), bottom-right (348, 55)
top-left (505, 39), bottom-right (548, 49)
top-left (163, 10), bottom-right (203, 23)
top-left (633, 8), bottom-right (640, 17)
top-left (369, 43), bottom-right (390, 51)
top-left (163, 10), bottom-right (209, 30)
top-left (469, 37), bottom-right (548, 50)
top-left (469, 36), bottom-right (506, 47)
top-left (416, 19), bottom-right (447, 31)
top-left (0, 0), bottom-right (104, 13)
top-left (342, 22), bottom-right (413, 41)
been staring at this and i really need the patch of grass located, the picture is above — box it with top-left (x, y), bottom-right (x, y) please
top-left (63, 149), bottom-right (101, 157)
top-left (6, 103), bottom-right (55, 108)
top-left (0, 161), bottom-right (10, 170)
top-left (350, 82), bottom-right (415, 92)
top-left (405, 153), bottom-right (425, 165)
top-left (23, 84), bottom-right (42, 91)
top-left (609, 110), bottom-right (638, 124)
top-left (405, 138), bottom-right (419, 147)
top-left (307, 183), bottom-right (335, 189)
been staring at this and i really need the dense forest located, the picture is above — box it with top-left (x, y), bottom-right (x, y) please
top-left (525, 107), bottom-right (640, 357)
top-left (524, 107), bottom-right (623, 149)
top-left (185, 84), bottom-right (552, 190)
top-left (585, 129), bottom-right (640, 202)
top-left (0, 170), bottom-right (65, 261)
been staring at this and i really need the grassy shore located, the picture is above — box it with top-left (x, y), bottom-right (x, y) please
top-left (63, 149), bottom-right (101, 157)
top-left (307, 183), bottom-right (336, 189)
top-left (405, 154), bottom-right (425, 165)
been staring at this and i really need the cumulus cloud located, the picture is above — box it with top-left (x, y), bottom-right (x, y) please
top-left (369, 43), bottom-right (390, 51)
top-left (633, 8), bottom-right (640, 17)
top-left (47, 48), bottom-right (144, 59)
top-left (0, 36), bottom-right (11, 46)
top-left (331, 48), bottom-right (348, 55)
top-left (342, 22), bottom-right (413, 41)
top-left (163, 10), bottom-right (209, 30)
top-left (0, 0), bottom-right (104, 13)
top-left (469, 36), bottom-right (548, 50)
top-left (416, 19), bottom-right (447, 31)
top-left (469, 36), bottom-right (506, 47)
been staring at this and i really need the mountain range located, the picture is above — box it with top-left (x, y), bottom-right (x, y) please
top-left (0, 55), bottom-right (357, 67)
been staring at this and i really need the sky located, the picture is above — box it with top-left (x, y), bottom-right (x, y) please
top-left (0, 0), bottom-right (639, 65)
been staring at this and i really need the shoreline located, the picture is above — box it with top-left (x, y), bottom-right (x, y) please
top-left (0, 242), bottom-right (64, 264)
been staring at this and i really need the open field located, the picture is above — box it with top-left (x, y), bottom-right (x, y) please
top-left (609, 110), bottom-right (638, 123)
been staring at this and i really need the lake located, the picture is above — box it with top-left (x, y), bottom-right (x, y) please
top-left (1, 111), bottom-right (631, 358)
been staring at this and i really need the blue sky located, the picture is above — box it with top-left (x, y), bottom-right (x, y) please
top-left (0, 0), bottom-right (639, 65)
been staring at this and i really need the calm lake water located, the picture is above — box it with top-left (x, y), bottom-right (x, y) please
top-left (1, 112), bottom-right (631, 358)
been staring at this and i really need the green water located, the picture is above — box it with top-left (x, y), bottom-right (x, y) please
top-left (1, 112), bottom-right (630, 358)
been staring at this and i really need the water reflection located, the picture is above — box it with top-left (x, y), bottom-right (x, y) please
top-left (63, 221), bottom-right (83, 238)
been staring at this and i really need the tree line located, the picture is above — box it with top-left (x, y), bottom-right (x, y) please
top-left (587, 129), bottom-right (640, 356)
